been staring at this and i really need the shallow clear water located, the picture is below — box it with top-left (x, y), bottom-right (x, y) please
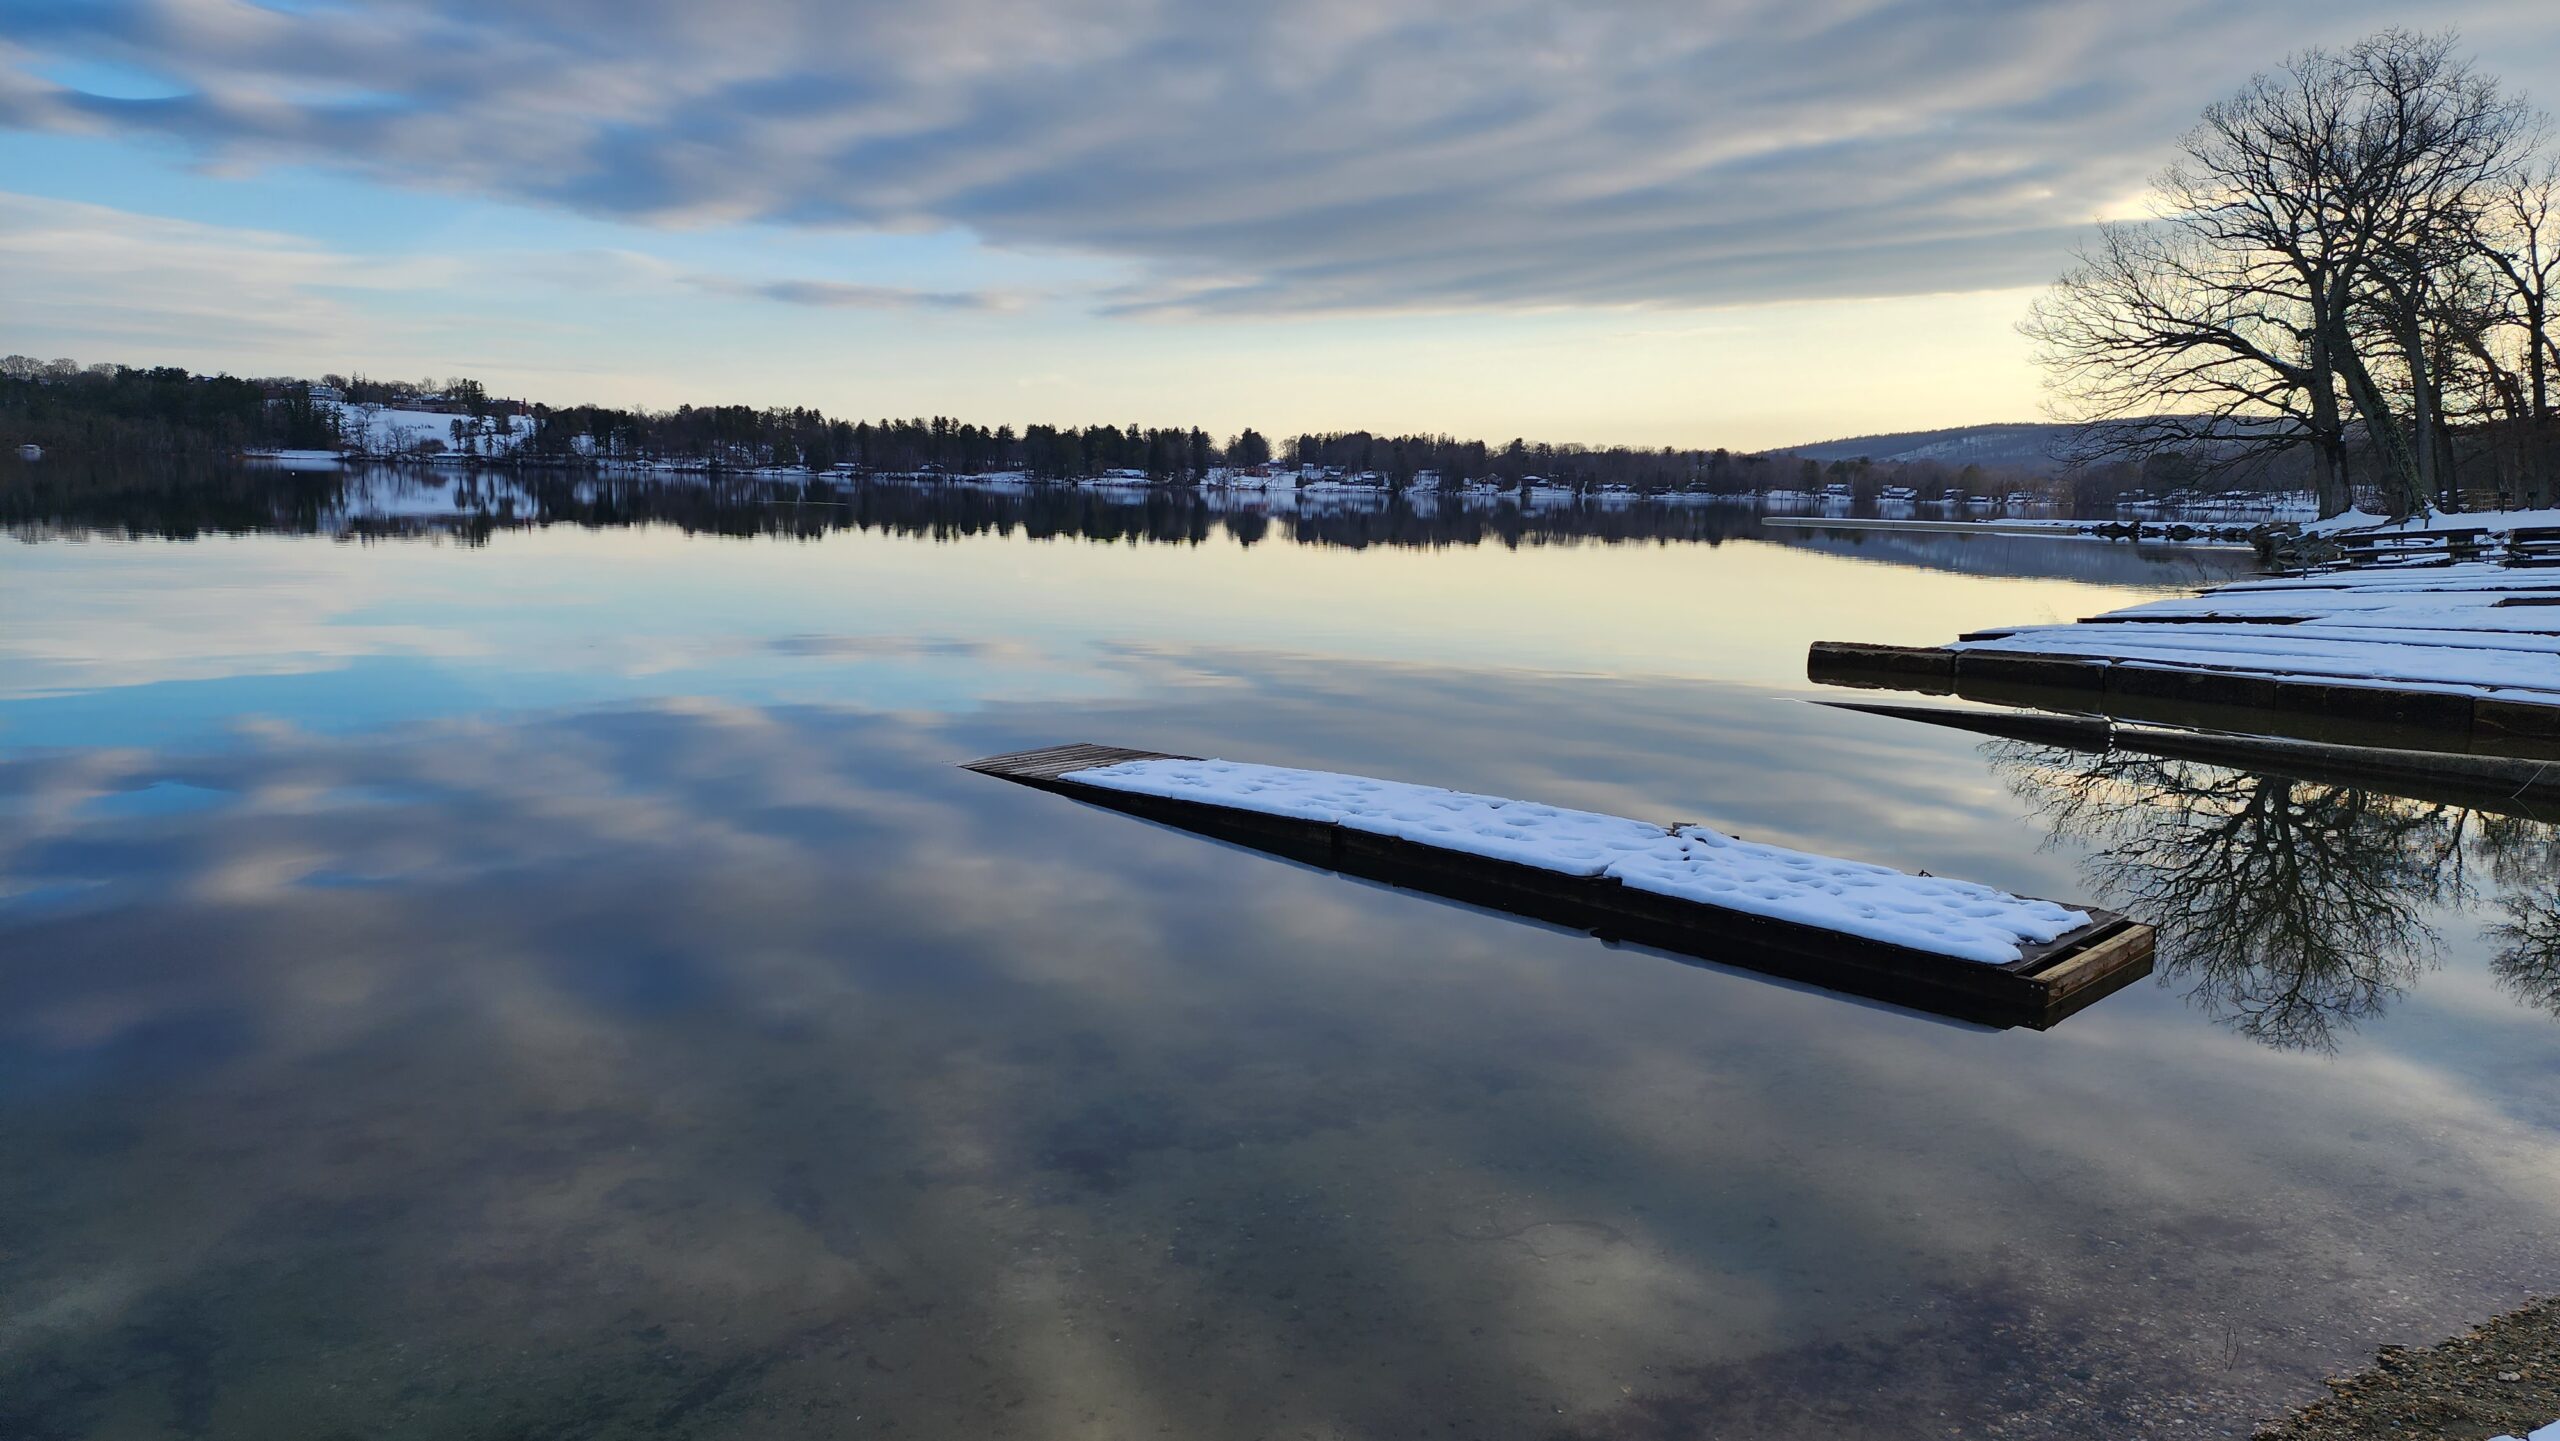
top-left (2, 465), bottom-right (2555, 1439)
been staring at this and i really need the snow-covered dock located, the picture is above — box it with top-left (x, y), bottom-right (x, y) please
top-left (1761, 514), bottom-right (2261, 544)
top-left (1812, 563), bottom-right (2560, 755)
top-left (964, 744), bottom-right (2153, 1028)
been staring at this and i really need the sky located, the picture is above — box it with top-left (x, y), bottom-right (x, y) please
top-left (3, 1), bottom-right (2557, 451)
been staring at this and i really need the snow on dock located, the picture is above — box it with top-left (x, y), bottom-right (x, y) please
top-left (1068, 757), bottom-right (2088, 963)
top-left (1812, 562), bottom-right (2560, 755)
top-left (963, 744), bottom-right (2152, 1028)
top-left (1761, 514), bottom-right (2259, 544)
top-left (1956, 565), bottom-right (2560, 700)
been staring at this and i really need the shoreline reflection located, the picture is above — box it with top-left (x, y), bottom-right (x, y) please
top-left (2, 459), bottom-right (2263, 589)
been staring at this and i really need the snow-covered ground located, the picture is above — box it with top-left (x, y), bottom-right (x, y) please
top-left (1955, 563), bottom-right (2560, 701)
top-left (2122, 490), bottom-right (2319, 523)
top-left (2490, 1420), bottom-right (2559, 1441)
top-left (1064, 758), bottom-right (2090, 963)
top-left (325, 401), bottom-right (536, 458)
top-left (2304, 504), bottom-right (2560, 538)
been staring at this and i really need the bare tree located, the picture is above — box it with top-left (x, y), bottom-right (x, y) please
top-left (2346, 34), bottom-right (2535, 511)
top-left (2458, 159), bottom-right (2560, 506)
top-left (2029, 30), bottom-right (2532, 519)
top-left (2028, 222), bottom-right (2351, 512)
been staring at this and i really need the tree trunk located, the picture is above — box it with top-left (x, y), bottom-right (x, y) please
top-left (2336, 337), bottom-right (2428, 516)
top-left (2304, 339), bottom-right (2356, 518)
top-left (2531, 294), bottom-right (2554, 508)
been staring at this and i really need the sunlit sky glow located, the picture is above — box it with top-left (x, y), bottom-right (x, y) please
top-left (4, 0), bottom-right (2556, 450)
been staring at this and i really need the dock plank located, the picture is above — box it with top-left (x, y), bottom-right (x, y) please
top-left (1811, 562), bottom-right (2560, 756)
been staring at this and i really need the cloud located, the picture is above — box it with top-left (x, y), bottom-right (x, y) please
top-left (0, 189), bottom-right (396, 350)
top-left (688, 274), bottom-right (1024, 311)
top-left (2, 1), bottom-right (2556, 314)
top-left (0, 189), bottom-right (1010, 373)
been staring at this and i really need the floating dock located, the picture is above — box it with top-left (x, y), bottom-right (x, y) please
top-left (964, 743), bottom-right (2155, 1030)
top-left (1760, 514), bottom-right (2260, 543)
top-left (1811, 562), bottom-right (2560, 758)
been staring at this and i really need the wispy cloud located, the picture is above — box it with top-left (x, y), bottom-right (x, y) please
top-left (2, 1), bottom-right (2554, 315)
top-left (687, 275), bottom-right (1027, 312)
top-left (0, 189), bottom-right (389, 351)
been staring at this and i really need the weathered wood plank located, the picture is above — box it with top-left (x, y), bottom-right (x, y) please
top-left (2023, 924), bottom-right (2157, 1019)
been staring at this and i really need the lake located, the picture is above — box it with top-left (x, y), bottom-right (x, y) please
top-left (3, 463), bottom-right (2555, 1440)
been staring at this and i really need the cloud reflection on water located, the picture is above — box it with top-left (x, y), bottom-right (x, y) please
top-left (3, 659), bottom-right (2558, 1439)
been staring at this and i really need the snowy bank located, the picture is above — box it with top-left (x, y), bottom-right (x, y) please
top-left (2304, 505), bottom-right (2560, 538)
top-left (325, 401), bottom-right (536, 458)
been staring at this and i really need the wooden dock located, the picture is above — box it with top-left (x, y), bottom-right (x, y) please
top-left (1760, 515), bottom-right (2260, 543)
top-left (964, 743), bottom-right (2155, 1030)
top-left (1810, 563), bottom-right (2560, 758)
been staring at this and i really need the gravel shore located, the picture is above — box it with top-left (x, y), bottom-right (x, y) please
top-left (2253, 1297), bottom-right (2558, 1440)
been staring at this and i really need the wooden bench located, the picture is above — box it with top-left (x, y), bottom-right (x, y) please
top-left (2505, 526), bottom-right (2560, 567)
top-left (2340, 527), bottom-right (2487, 567)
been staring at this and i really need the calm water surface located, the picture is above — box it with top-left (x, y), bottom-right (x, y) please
top-left (2, 466), bottom-right (2555, 1439)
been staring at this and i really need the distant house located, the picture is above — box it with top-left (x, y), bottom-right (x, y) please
top-left (308, 383), bottom-right (345, 403)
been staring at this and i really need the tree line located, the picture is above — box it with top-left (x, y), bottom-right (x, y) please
top-left (2031, 28), bottom-right (2560, 517)
top-left (1, 361), bottom-right (340, 454)
top-left (10, 355), bottom-right (2191, 503)
top-left (3, 456), bottom-right (1795, 548)
top-left (5, 357), bottom-right (1943, 495)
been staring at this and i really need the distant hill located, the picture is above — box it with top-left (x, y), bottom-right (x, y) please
top-left (1778, 423), bottom-right (2083, 474)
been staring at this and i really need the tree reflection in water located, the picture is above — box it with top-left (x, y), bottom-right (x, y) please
top-left (1990, 742), bottom-right (2560, 1049)
top-left (2482, 816), bottom-right (2560, 1019)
